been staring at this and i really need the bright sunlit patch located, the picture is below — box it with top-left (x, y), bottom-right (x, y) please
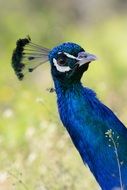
top-left (0, 172), bottom-right (8, 183)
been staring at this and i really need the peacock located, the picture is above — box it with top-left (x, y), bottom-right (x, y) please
top-left (11, 37), bottom-right (127, 190)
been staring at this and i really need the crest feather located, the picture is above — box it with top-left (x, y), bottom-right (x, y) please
top-left (11, 36), bottom-right (50, 80)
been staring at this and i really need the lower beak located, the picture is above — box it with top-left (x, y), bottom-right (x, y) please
top-left (77, 52), bottom-right (97, 67)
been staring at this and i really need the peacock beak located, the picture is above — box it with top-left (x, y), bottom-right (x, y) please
top-left (77, 52), bottom-right (97, 67)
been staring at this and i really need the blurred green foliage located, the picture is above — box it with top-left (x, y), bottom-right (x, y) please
top-left (0, 0), bottom-right (127, 189)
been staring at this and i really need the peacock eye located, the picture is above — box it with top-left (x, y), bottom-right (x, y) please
top-left (57, 58), bottom-right (65, 65)
top-left (57, 53), bottom-right (67, 66)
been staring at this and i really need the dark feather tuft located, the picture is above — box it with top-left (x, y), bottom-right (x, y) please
top-left (11, 37), bottom-right (31, 80)
top-left (11, 36), bottom-right (50, 80)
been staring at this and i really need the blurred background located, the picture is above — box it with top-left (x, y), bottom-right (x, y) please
top-left (0, 0), bottom-right (127, 189)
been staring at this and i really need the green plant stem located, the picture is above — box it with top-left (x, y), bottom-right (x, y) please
top-left (110, 136), bottom-right (123, 190)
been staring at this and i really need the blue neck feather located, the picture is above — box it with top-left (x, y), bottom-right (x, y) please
top-left (53, 77), bottom-right (127, 190)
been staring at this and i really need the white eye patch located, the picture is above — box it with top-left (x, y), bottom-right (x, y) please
top-left (63, 52), bottom-right (77, 60)
top-left (58, 52), bottom-right (78, 60)
top-left (53, 58), bottom-right (71, 73)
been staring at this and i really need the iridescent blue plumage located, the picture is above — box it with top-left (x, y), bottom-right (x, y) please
top-left (12, 38), bottom-right (127, 190)
top-left (54, 82), bottom-right (127, 190)
top-left (49, 42), bottom-right (84, 59)
top-left (49, 42), bottom-right (127, 190)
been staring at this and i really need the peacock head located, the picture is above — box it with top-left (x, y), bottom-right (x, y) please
top-left (11, 37), bottom-right (97, 84)
top-left (49, 42), bottom-right (97, 83)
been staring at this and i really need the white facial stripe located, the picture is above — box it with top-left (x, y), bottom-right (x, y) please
top-left (63, 52), bottom-right (78, 60)
top-left (53, 58), bottom-right (71, 72)
top-left (58, 52), bottom-right (62, 55)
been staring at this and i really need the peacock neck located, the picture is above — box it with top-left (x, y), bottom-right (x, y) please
top-left (53, 78), bottom-right (86, 128)
top-left (53, 78), bottom-right (84, 97)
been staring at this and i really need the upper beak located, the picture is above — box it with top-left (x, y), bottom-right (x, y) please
top-left (77, 52), bottom-right (97, 67)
